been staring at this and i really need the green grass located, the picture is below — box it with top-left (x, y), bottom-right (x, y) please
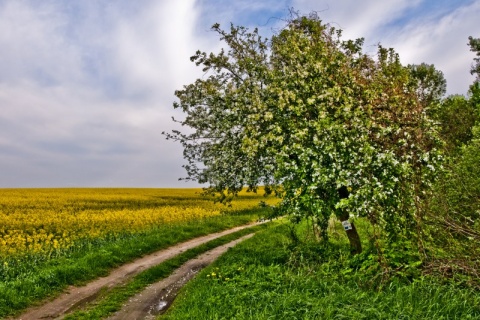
top-left (164, 221), bottom-right (480, 319)
top-left (0, 210), bottom-right (264, 318)
top-left (63, 223), bottom-right (269, 319)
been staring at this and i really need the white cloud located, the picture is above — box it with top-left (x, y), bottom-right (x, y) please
top-left (292, 0), bottom-right (421, 40)
top-left (0, 1), bottom-right (85, 86)
top-left (0, 0), bottom-right (478, 187)
top-left (110, 1), bottom-right (201, 98)
top-left (0, 77), bottom-right (189, 187)
top-left (0, 0), bottom-right (209, 187)
top-left (292, 0), bottom-right (478, 95)
top-left (383, 1), bottom-right (480, 94)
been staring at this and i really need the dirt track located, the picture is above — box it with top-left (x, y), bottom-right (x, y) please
top-left (16, 223), bottom-right (260, 320)
top-left (107, 233), bottom-right (254, 319)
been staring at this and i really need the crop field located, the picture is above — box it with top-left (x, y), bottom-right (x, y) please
top-left (0, 188), bottom-right (268, 260)
top-left (0, 188), bottom-right (276, 317)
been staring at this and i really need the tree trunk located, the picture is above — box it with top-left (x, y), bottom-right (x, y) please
top-left (338, 210), bottom-right (362, 255)
top-left (336, 186), bottom-right (362, 254)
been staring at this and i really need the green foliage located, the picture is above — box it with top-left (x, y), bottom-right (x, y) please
top-left (164, 23), bottom-right (274, 195)
top-left (165, 223), bottom-right (480, 319)
top-left (0, 212), bottom-right (262, 318)
top-left (421, 39), bottom-right (480, 286)
top-left (442, 125), bottom-right (480, 221)
top-left (425, 124), bottom-right (480, 286)
top-left (265, 19), bottom-right (441, 245)
top-left (469, 81), bottom-right (480, 119)
top-left (436, 94), bottom-right (478, 152)
top-left (408, 63), bottom-right (446, 110)
top-left (469, 36), bottom-right (480, 81)
top-left (63, 224), bottom-right (267, 320)
top-left (167, 13), bottom-right (442, 258)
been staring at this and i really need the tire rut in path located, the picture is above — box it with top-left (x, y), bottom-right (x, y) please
top-left (107, 233), bottom-right (254, 320)
top-left (15, 222), bottom-right (262, 320)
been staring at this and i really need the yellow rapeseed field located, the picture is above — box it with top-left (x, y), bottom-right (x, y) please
top-left (0, 188), bottom-right (274, 259)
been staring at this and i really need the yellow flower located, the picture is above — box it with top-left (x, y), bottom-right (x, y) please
top-left (0, 188), bottom-right (277, 259)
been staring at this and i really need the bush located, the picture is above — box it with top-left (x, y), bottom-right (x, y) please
top-left (425, 125), bottom-right (480, 287)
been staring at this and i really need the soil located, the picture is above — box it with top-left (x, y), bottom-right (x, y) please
top-left (15, 222), bottom-right (261, 320)
top-left (107, 234), bottom-right (254, 319)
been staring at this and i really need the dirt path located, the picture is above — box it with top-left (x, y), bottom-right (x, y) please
top-left (107, 233), bottom-right (254, 320)
top-left (16, 223), bottom-right (261, 320)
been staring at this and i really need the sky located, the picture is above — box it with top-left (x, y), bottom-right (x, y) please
top-left (0, 0), bottom-right (479, 188)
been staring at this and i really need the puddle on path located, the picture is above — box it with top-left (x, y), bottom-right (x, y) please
top-left (148, 266), bottom-right (203, 316)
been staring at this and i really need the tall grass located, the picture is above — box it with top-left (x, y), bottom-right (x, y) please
top-left (164, 222), bottom-right (480, 319)
top-left (64, 224), bottom-right (269, 320)
top-left (0, 188), bottom-right (275, 318)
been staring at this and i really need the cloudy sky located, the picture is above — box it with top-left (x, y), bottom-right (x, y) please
top-left (1, 0), bottom-right (479, 188)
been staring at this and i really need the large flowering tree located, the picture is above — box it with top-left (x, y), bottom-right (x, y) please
top-left (166, 14), bottom-right (442, 255)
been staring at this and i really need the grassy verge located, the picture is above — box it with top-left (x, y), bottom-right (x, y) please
top-left (63, 223), bottom-right (269, 319)
top-left (0, 210), bottom-right (263, 318)
top-left (164, 221), bottom-right (480, 319)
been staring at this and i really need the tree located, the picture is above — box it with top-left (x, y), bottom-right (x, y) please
top-left (407, 63), bottom-right (446, 115)
top-left (467, 36), bottom-right (480, 123)
top-left (434, 36), bottom-right (480, 154)
top-left (165, 23), bottom-right (275, 201)
top-left (166, 14), bottom-right (441, 256)
top-left (436, 94), bottom-right (478, 153)
top-left (469, 36), bottom-right (480, 82)
top-left (421, 37), bottom-right (480, 286)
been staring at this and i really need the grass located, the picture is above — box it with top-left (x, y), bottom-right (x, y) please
top-left (63, 223), bottom-right (270, 319)
top-left (163, 221), bottom-right (480, 319)
top-left (0, 210), bottom-right (266, 318)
